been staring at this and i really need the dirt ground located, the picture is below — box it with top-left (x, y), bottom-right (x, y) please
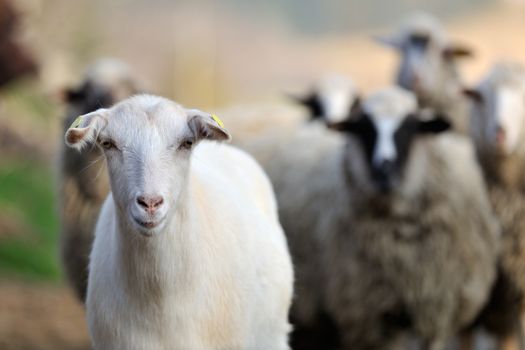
top-left (0, 282), bottom-right (90, 350)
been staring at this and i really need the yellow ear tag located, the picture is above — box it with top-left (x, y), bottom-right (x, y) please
top-left (211, 114), bottom-right (225, 128)
top-left (70, 115), bottom-right (83, 129)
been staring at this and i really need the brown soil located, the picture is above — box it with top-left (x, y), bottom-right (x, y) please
top-left (0, 282), bottom-right (90, 350)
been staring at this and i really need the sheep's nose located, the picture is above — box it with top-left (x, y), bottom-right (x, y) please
top-left (373, 160), bottom-right (395, 193)
top-left (375, 159), bottom-right (395, 175)
top-left (136, 195), bottom-right (164, 214)
top-left (410, 74), bottom-right (422, 91)
top-left (495, 126), bottom-right (506, 146)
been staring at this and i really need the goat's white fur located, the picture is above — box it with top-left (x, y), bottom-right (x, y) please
top-left (66, 95), bottom-right (293, 350)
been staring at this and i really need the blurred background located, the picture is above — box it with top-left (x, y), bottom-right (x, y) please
top-left (1, 0), bottom-right (525, 349)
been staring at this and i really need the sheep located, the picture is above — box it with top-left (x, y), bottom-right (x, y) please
top-left (375, 12), bottom-right (473, 133)
top-left (464, 61), bottom-right (525, 350)
top-left (64, 94), bottom-right (294, 350)
top-left (290, 75), bottom-right (360, 124)
top-left (0, 0), bottom-right (37, 87)
top-left (216, 102), bottom-right (305, 143)
top-left (241, 86), bottom-right (498, 350)
top-left (211, 76), bottom-right (356, 144)
top-left (58, 58), bottom-right (140, 302)
top-left (321, 86), bottom-right (499, 350)
top-left (239, 119), bottom-right (347, 350)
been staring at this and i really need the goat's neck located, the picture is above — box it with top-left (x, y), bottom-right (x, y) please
top-left (114, 182), bottom-right (201, 300)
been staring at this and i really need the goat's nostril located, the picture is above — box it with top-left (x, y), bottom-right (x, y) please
top-left (136, 195), bottom-right (164, 212)
top-left (137, 196), bottom-right (148, 209)
top-left (152, 197), bottom-right (164, 209)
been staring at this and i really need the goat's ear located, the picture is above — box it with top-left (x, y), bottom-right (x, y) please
top-left (373, 34), bottom-right (402, 50)
top-left (463, 88), bottom-right (484, 104)
top-left (417, 114), bottom-right (451, 134)
top-left (187, 109), bottom-right (231, 142)
top-left (65, 109), bottom-right (108, 149)
top-left (442, 43), bottom-right (474, 60)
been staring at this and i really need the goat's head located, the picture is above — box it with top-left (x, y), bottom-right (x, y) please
top-left (65, 95), bottom-right (231, 236)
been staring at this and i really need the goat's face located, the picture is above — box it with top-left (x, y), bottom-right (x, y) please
top-left (330, 87), bottom-right (450, 195)
top-left (466, 79), bottom-right (525, 157)
top-left (65, 95), bottom-right (230, 236)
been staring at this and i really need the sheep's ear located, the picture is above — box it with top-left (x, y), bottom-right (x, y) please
top-left (417, 115), bottom-right (451, 134)
top-left (61, 87), bottom-right (85, 103)
top-left (187, 109), bottom-right (231, 142)
top-left (463, 88), bottom-right (484, 104)
top-left (373, 34), bottom-right (402, 50)
top-left (288, 92), bottom-right (322, 120)
top-left (327, 119), bottom-right (359, 133)
top-left (61, 81), bottom-right (90, 103)
top-left (65, 109), bottom-right (108, 149)
top-left (442, 43), bottom-right (474, 60)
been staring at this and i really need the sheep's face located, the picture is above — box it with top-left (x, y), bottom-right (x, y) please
top-left (64, 59), bottom-right (139, 118)
top-left (467, 82), bottom-right (525, 157)
top-left (330, 87), bottom-right (450, 195)
top-left (397, 32), bottom-right (442, 98)
top-left (376, 16), bottom-right (472, 104)
top-left (64, 95), bottom-right (231, 237)
top-left (293, 76), bottom-right (359, 123)
top-left (394, 33), bottom-right (471, 103)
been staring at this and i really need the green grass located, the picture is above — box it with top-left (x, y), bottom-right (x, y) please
top-left (0, 161), bottom-right (61, 281)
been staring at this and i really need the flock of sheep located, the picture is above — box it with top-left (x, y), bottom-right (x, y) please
top-left (57, 12), bottom-right (525, 350)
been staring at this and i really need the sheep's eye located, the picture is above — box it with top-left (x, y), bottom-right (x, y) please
top-left (101, 140), bottom-right (116, 150)
top-left (180, 139), bottom-right (194, 150)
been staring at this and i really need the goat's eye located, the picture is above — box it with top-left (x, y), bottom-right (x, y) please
top-left (180, 139), bottom-right (194, 150)
top-left (101, 140), bottom-right (115, 150)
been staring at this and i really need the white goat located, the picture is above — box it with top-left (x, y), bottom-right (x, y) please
top-left (65, 95), bottom-right (293, 350)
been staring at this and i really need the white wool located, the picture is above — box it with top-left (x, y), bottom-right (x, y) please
top-left (314, 75), bottom-right (359, 123)
top-left (470, 61), bottom-right (525, 156)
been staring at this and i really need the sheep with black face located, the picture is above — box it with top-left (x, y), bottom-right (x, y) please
top-left (376, 13), bottom-right (473, 133)
top-left (323, 87), bottom-right (498, 350)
